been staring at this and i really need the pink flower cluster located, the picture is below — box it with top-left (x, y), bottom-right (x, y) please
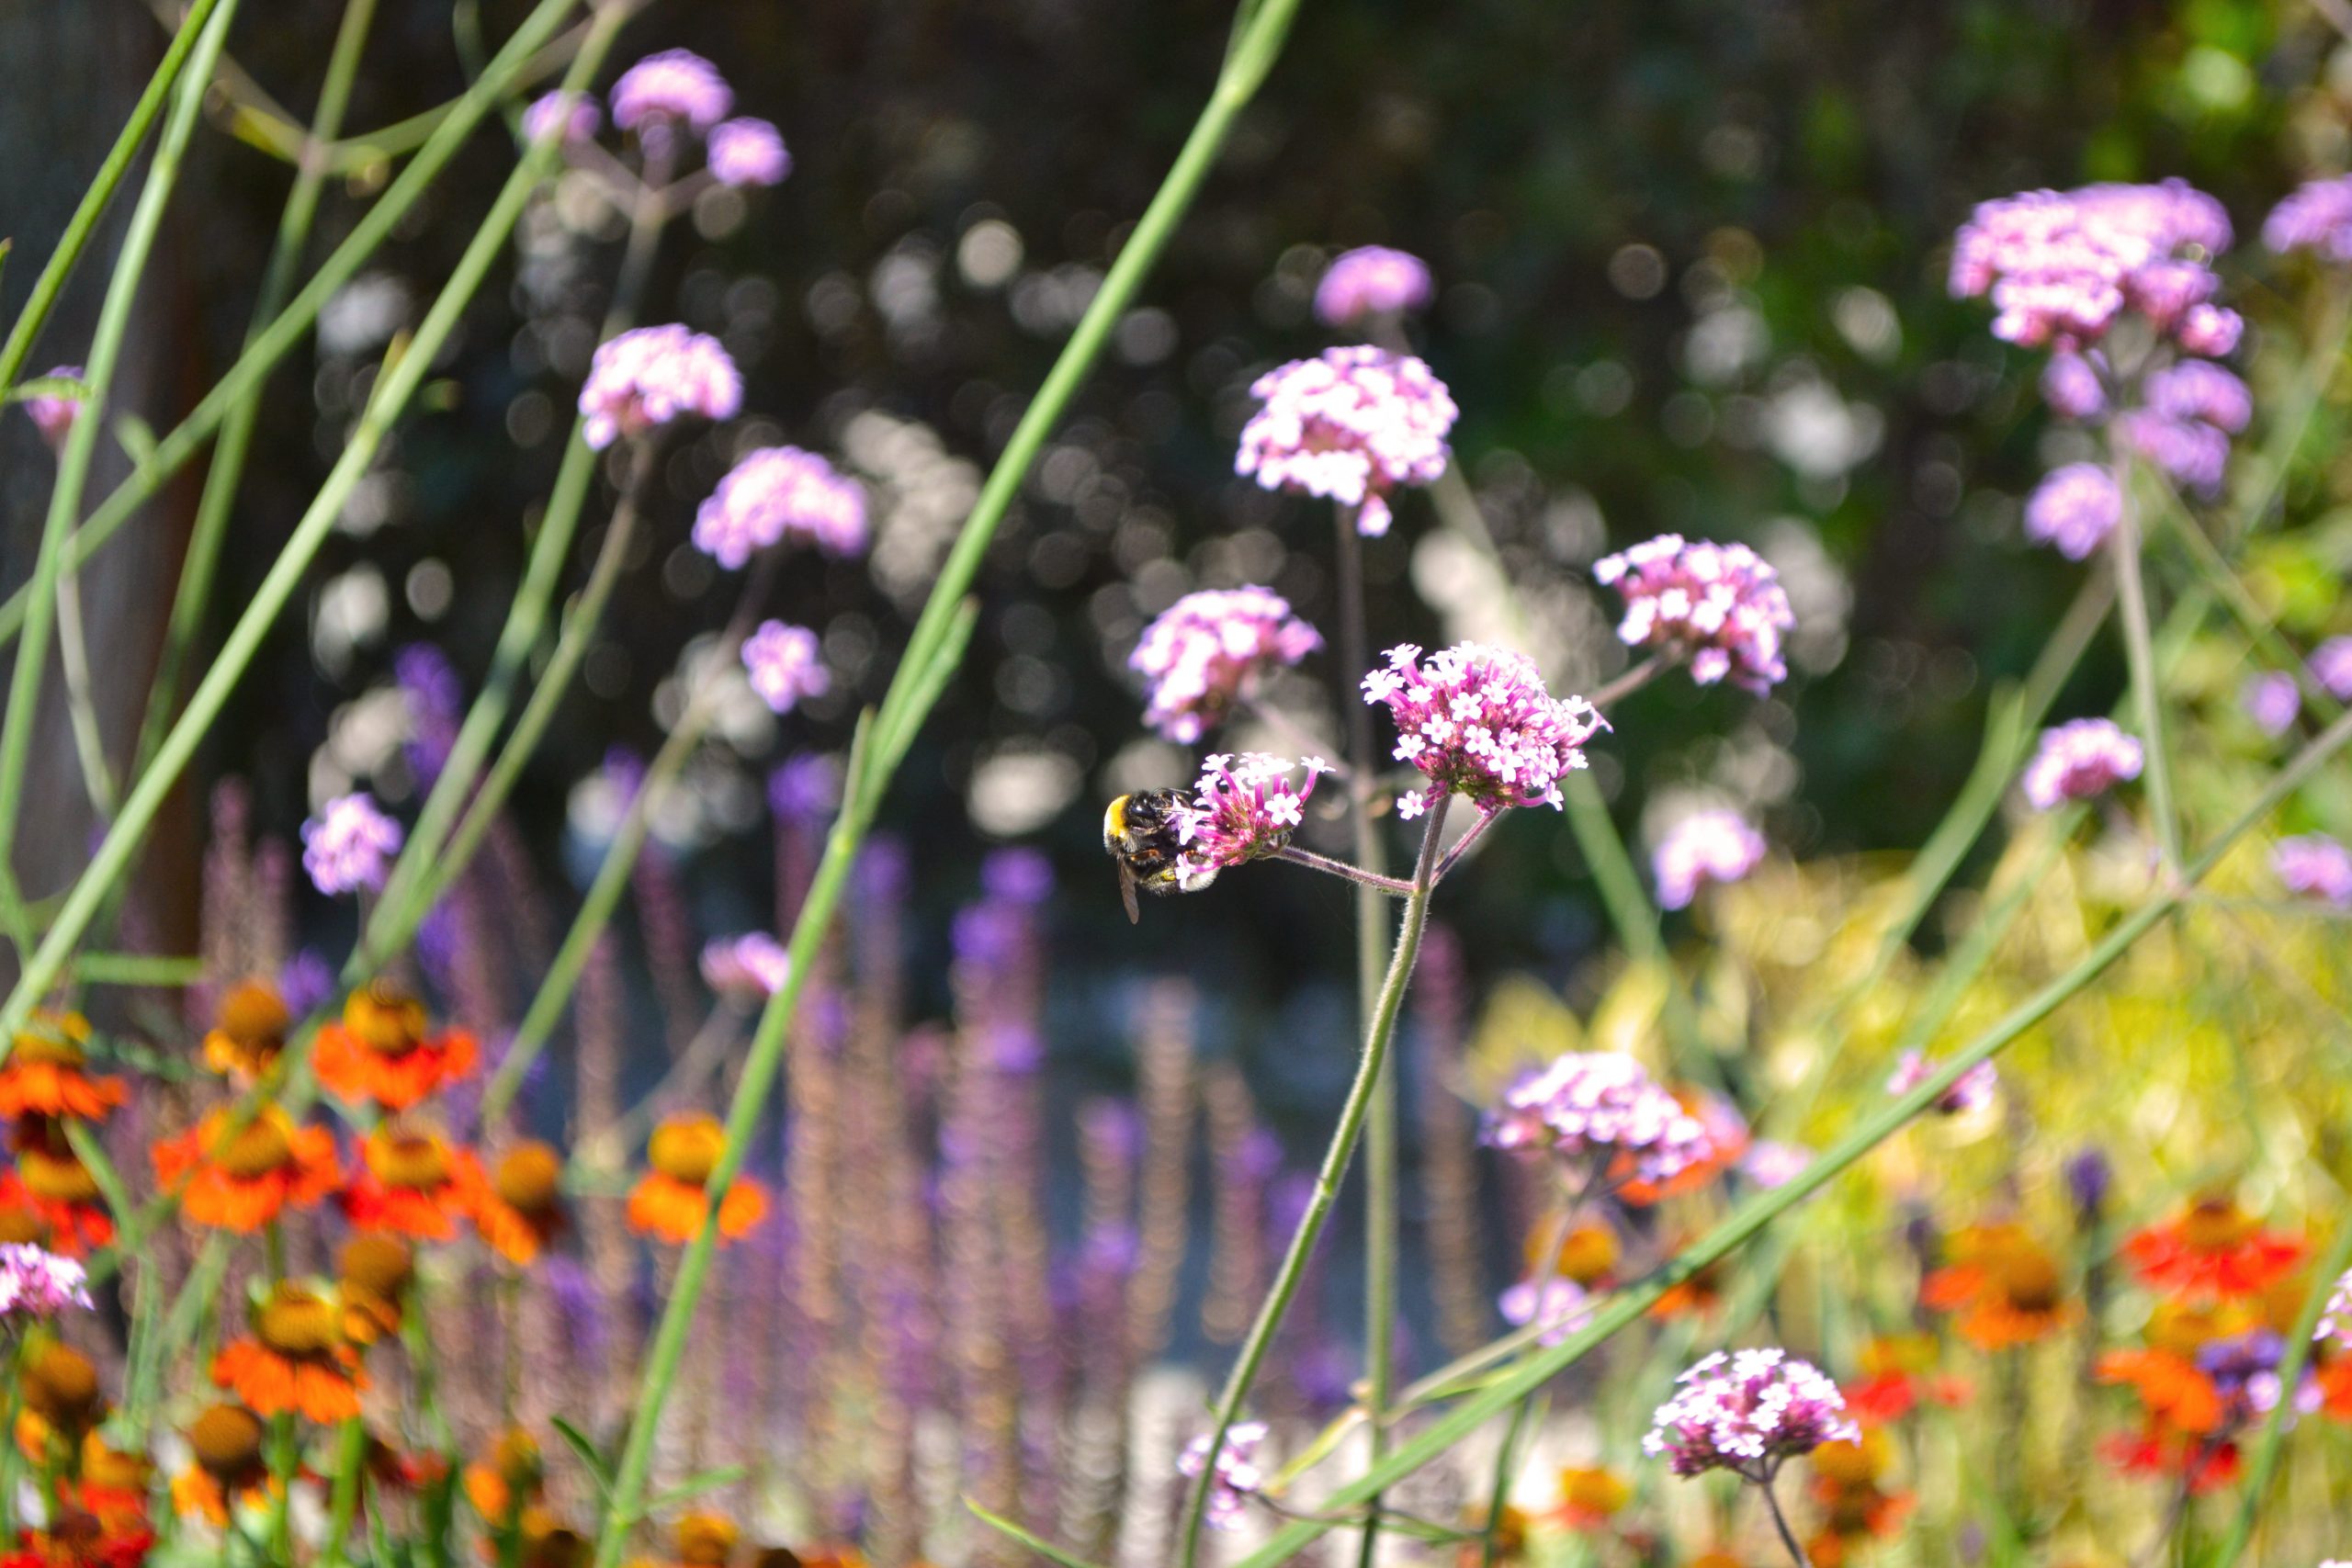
top-left (300, 791), bottom-right (403, 897)
top-left (1592, 535), bottom-right (1795, 694)
top-left (2023, 464), bottom-right (2123, 559)
top-left (1236, 345), bottom-right (1456, 537)
top-left (1499, 1276), bottom-right (1593, 1347)
top-left (741, 622), bottom-right (830, 715)
top-left (1170, 754), bottom-right (1329, 889)
top-left (1314, 245), bottom-right (1433, 325)
top-left (2317, 1268), bottom-right (2352, 1353)
top-left (2312, 637), bottom-right (2352, 700)
top-left (579, 324), bottom-right (741, 450)
top-left (1886, 1048), bottom-right (1998, 1116)
top-left (1361, 642), bottom-right (1604, 818)
top-left (610, 49), bottom-right (733, 140)
top-left (1653, 809), bottom-right (1767, 909)
top-left (1949, 180), bottom-right (2235, 350)
top-left (2021, 717), bottom-right (2143, 810)
top-left (0, 1243), bottom-right (91, 1321)
top-left (21, 365), bottom-right (85, 449)
top-left (700, 932), bottom-right (791, 998)
top-left (1644, 1348), bottom-right (1859, 1481)
top-left (1128, 587), bottom-right (1322, 743)
top-left (2265, 175), bottom-right (2352, 262)
top-left (708, 118), bottom-right (790, 187)
top-left (2120, 359), bottom-right (2251, 496)
top-left (693, 446), bottom-right (867, 569)
top-left (1482, 1051), bottom-right (1714, 1190)
top-left (523, 91), bottom-right (600, 146)
top-left (2275, 834), bottom-right (2352, 908)
top-left (1177, 1420), bottom-right (1268, 1531)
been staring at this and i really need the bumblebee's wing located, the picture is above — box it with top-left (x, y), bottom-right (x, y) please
top-left (1117, 858), bottom-right (1142, 924)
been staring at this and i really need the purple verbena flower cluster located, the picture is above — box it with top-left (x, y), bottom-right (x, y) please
top-left (1313, 245), bottom-right (1433, 325)
top-left (1361, 642), bottom-right (1604, 818)
top-left (1592, 535), bottom-right (1795, 694)
top-left (22, 365), bottom-right (85, 449)
top-left (2274, 833), bottom-right (2352, 908)
top-left (2312, 637), bottom-right (2352, 701)
top-left (2023, 464), bottom-right (2124, 559)
top-left (1236, 345), bottom-right (1456, 537)
top-left (1499, 1276), bottom-right (1593, 1347)
top-left (579, 323), bottom-right (741, 450)
top-left (2021, 717), bottom-right (2143, 810)
top-left (1482, 1051), bottom-right (1713, 1190)
top-left (693, 446), bottom-right (867, 568)
top-left (1128, 587), bottom-right (1322, 744)
top-left (300, 791), bottom-right (403, 897)
top-left (1652, 809), bottom-right (1767, 909)
top-left (1177, 1420), bottom-right (1269, 1531)
top-left (1886, 1048), bottom-right (1998, 1116)
top-left (2316, 1268), bottom-right (2352, 1352)
top-left (0, 1243), bottom-right (92, 1321)
top-left (708, 118), bottom-right (791, 187)
top-left (1949, 180), bottom-right (2234, 350)
top-left (2265, 175), bottom-right (2352, 262)
top-left (1643, 1348), bottom-right (1858, 1481)
top-left (610, 48), bottom-right (733, 139)
top-left (1170, 754), bottom-right (1329, 889)
top-left (700, 932), bottom-right (792, 998)
top-left (741, 621), bottom-right (830, 715)
top-left (523, 90), bottom-right (600, 146)
top-left (2245, 671), bottom-right (2301, 737)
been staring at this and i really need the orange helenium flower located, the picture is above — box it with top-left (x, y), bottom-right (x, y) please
top-left (312, 981), bottom-right (479, 1111)
top-left (210, 1282), bottom-right (368, 1423)
top-left (1921, 1221), bottom-right (2078, 1349)
top-left (1552, 1465), bottom-right (1630, 1530)
top-left (342, 1122), bottom-right (486, 1240)
top-left (2097, 1348), bottom-right (2222, 1434)
top-left (170, 1403), bottom-right (270, 1527)
top-left (152, 1103), bottom-right (341, 1233)
top-left (473, 1141), bottom-right (567, 1266)
top-left (2123, 1194), bottom-right (2304, 1300)
top-left (0, 1508), bottom-right (155, 1568)
top-left (1616, 1087), bottom-right (1747, 1205)
top-left (337, 1233), bottom-right (414, 1343)
top-left (201, 981), bottom-right (291, 1084)
top-left (4, 1126), bottom-right (115, 1256)
top-left (463, 1427), bottom-right (544, 1529)
top-left (626, 1115), bottom-right (767, 1246)
top-left (0, 1013), bottom-right (124, 1122)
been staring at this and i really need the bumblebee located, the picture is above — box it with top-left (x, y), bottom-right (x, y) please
top-left (1102, 788), bottom-right (1206, 923)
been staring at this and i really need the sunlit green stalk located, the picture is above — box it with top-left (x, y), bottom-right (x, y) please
top-left (0, 4), bottom-right (619, 1055)
top-left (0, 0), bottom-right (240, 942)
top-left (0, 0), bottom-right (585, 653)
top-left (0, 0), bottom-right (228, 397)
top-left (1226, 703), bottom-right (2352, 1567)
top-left (581, 17), bottom-right (1306, 1558)
top-left (322, 1416), bottom-right (368, 1568)
top-left (134, 0), bottom-right (380, 775)
top-left (1177, 796), bottom-right (1449, 1568)
top-left (2111, 449), bottom-right (2182, 872)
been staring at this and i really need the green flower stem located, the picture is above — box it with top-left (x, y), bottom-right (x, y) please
top-left (0, 0), bottom-right (228, 397)
top-left (1226, 702), bottom-right (2352, 1568)
top-left (1333, 508), bottom-right (1397, 1568)
top-left (0, 3), bottom-right (617, 1055)
top-left (590, 9), bottom-right (1305, 1557)
top-left (2151, 488), bottom-right (2344, 723)
top-left (322, 1416), bottom-right (368, 1568)
top-left (2210, 1213), bottom-right (2352, 1566)
top-left (2110, 450), bottom-right (2183, 874)
top-left (0, 0), bottom-right (585, 654)
top-left (1177, 795), bottom-right (1450, 1568)
top-left (1475, 1393), bottom-right (1541, 1568)
top-left (133, 0), bottom-right (380, 778)
top-left (0, 0), bottom-right (239, 937)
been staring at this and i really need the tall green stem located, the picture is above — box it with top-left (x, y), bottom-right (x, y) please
top-left (1227, 704), bottom-right (2352, 1567)
top-left (1177, 795), bottom-right (1450, 1568)
top-left (0, 0), bottom-right (240, 950)
top-left (585, 6), bottom-right (1306, 1559)
top-left (2110, 449), bottom-right (2182, 873)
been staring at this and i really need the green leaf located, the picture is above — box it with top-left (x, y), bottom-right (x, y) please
top-left (113, 412), bottom-right (157, 466)
top-left (646, 1464), bottom-right (746, 1513)
top-left (548, 1416), bottom-right (616, 1500)
top-left (73, 952), bottom-right (204, 987)
top-left (3, 374), bottom-right (92, 405)
top-left (963, 1498), bottom-right (1111, 1568)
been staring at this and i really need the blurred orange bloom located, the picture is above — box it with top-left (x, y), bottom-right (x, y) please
top-left (342, 1122), bottom-right (486, 1241)
top-left (626, 1115), bottom-right (767, 1246)
top-left (312, 981), bottom-right (478, 1112)
top-left (210, 1282), bottom-right (368, 1423)
top-left (152, 1103), bottom-right (341, 1233)
top-left (1, 1508), bottom-right (154, 1568)
top-left (0, 1013), bottom-right (124, 1122)
top-left (1648, 1252), bottom-right (1724, 1319)
top-left (200, 981), bottom-right (291, 1085)
top-left (2097, 1348), bottom-right (2222, 1434)
top-left (2, 1136), bottom-right (115, 1257)
top-left (1921, 1222), bottom-right (2078, 1349)
top-left (2099, 1425), bottom-right (2239, 1494)
top-left (1615, 1088), bottom-right (1747, 1206)
top-left (2123, 1194), bottom-right (2303, 1301)
top-left (1551, 1465), bottom-right (1630, 1530)
top-left (171, 1403), bottom-right (271, 1527)
top-left (472, 1142), bottom-right (567, 1266)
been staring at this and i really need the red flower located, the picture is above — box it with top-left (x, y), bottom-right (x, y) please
top-left (625, 1115), bottom-right (767, 1247)
top-left (151, 1103), bottom-right (341, 1233)
top-left (2123, 1195), bottom-right (2303, 1301)
top-left (311, 981), bottom-right (478, 1112)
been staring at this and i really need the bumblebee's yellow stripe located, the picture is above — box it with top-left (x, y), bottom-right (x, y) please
top-left (1103, 795), bottom-right (1131, 843)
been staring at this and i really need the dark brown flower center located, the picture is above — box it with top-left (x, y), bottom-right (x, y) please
top-left (495, 1142), bottom-right (563, 1214)
top-left (345, 980), bottom-right (429, 1055)
top-left (256, 1288), bottom-right (343, 1356)
top-left (208, 1108), bottom-right (295, 1179)
top-left (368, 1127), bottom-right (451, 1190)
top-left (188, 1403), bottom-right (266, 1478)
top-left (338, 1233), bottom-right (414, 1302)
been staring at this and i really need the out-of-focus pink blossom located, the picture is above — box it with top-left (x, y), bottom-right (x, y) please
top-left (2041, 351), bottom-right (2109, 419)
top-left (1361, 642), bottom-right (1604, 818)
top-left (1499, 1277), bottom-right (1593, 1347)
top-left (2266, 175), bottom-right (2352, 261)
top-left (2021, 718), bottom-right (2143, 810)
top-left (2275, 834), bottom-right (2352, 908)
top-left (22, 365), bottom-right (85, 448)
top-left (1949, 180), bottom-right (2231, 350)
top-left (2312, 637), bottom-right (2352, 701)
top-left (579, 324), bottom-right (741, 450)
top-left (1313, 245), bottom-right (1433, 324)
top-left (1592, 535), bottom-right (1796, 693)
top-left (2244, 671), bottom-right (2301, 737)
top-left (1128, 587), bottom-right (1321, 744)
top-left (2118, 410), bottom-right (2231, 495)
top-left (1740, 1141), bottom-right (1813, 1190)
top-left (1886, 1048), bottom-right (1997, 1116)
top-left (300, 792), bottom-right (403, 896)
top-left (1482, 1051), bottom-right (1713, 1190)
top-left (2023, 463), bottom-right (2123, 559)
top-left (1236, 344), bottom-right (1455, 537)
top-left (1177, 1420), bottom-right (1267, 1531)
top-left (693, 446), bottom-right (865, 568)
top-left (1652, 809), bottom-right (1766, 909)
top-left (2177, 303), bottom-right (2244, 357)
top-left (0, 1244), bottom-right (92, 1321)
top-left (707, 118), bottom-right (790, 187)
top-left (1644, 1348), bottom-right (1858, 1481)
top-left (2316, 1268), bottom-right (2352, 1352)
top-left (741, 622), bottom-right (829, 715)
top-left (2144, 360), bottom-right (2253, 433)
top-left (1170, 754), bottom-right (1329, 888)
top-left (700, 932), bottom-right (791, 998)
top-left (610, 49), bottom-right (732, 139)
top-left (523, 91), bottom-right (600, 145)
